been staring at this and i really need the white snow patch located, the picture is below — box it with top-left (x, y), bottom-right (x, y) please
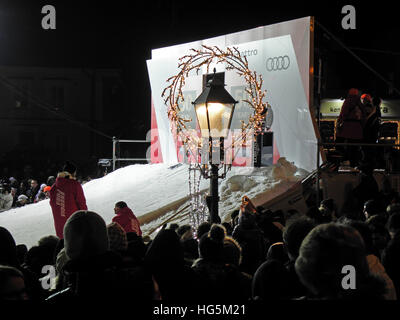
top-left (0, 159), bottom-right (307, 248)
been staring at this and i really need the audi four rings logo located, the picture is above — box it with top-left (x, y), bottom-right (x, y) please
top-left (266, 55), bottom-right (290, 71)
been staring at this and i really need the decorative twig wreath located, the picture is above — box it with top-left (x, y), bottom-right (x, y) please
top-left (161, 45), bottom-right (268, 159)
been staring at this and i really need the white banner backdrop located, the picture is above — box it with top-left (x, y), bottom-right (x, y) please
top-left (147, 17), bottom-right (318, 172)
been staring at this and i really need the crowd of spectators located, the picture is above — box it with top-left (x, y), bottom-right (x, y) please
top-left (1, 169), bottom-right (400, 302)
top-left (1, 137), bottom-right (400, 303)
top-left (0, 176), bottom-right (52, 212)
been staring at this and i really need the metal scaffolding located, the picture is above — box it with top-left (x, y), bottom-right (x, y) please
top-left (112, 136), bottom-right (151, 171)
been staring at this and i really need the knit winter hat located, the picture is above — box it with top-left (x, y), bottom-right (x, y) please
top-left (361, 93), bottom-right (372, 103)
top-left (295, 223), bottom-right (369, 297)
top-left (17, 194), bottom-right (28, 202)
top-left (222, 236), bottom-right (242, 266)
top-left (266, 242), bottom-right (289, 264)
top-left (107, 222), bottom-right (128, 252)
top-left (63, 210), bottom-right (109, 260)
top-left (198, 224), bottom-right (225, 261)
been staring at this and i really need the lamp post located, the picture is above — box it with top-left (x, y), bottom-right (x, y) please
top-left (192, 70), bottom-right (238, 224)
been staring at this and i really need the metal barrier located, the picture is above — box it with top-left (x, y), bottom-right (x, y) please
top-left (112, 136), bottom-right (151, 171)
top-left (316, 141), bottom-right (400, 205)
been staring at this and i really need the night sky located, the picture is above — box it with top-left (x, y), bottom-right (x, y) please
top-left (0, 0), bottom-right (399, 135)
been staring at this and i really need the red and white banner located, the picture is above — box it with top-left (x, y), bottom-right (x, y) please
top-left (147, 17), bottom-right (318, 172)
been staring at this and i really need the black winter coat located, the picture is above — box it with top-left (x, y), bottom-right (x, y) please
top-left (232, 215), bottom-right (266, 275)
top-left (363, 109), bottom-right (380, 143)
top-left (192, 258), bottom-right (252, 301)
top-left (46, 251), bottom-right (154, 301)
top-left (144, 229), bottom-right (203, 302)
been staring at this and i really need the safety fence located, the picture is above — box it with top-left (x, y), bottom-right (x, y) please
top-left (112, 137), bottom-right (151, 171)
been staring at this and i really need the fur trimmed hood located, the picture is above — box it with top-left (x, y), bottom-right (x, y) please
top-left (57, 171), bottom-right (76, 180)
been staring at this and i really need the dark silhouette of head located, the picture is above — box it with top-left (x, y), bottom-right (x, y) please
top-left (198, 224), bottom-right (226, 262)
top-left (63, 210), bottom-right (109, 260)
top-left (196, 221), bottom-right (211, 240)
top-left (62, 161), bottom-right (77, 177)
top-left (115, 201), bottom-right (128, 209)
top-left (364, 199), bottom-right (384, 220)
top-left (283, 217), bottom-right (315, 261)
top-left (295, 223), bottom-right (386, 299)
top-left (0, 265), bottom-right (28, 300)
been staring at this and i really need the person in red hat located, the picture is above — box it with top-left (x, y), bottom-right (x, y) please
top-left (361, 93), bottom-right (372, 104)
top-left (361, 93), bottom-right (374, 119)
top-left (43, 186), bottom-right (51, 199)
top-left (335, 88), bottom-right (366, 167)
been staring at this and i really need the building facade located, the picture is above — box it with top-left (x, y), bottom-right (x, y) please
top-left (0, 66), bottom-right (123, 177)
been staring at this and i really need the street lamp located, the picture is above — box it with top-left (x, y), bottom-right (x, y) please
top-left (192, 69), bottom-right (238, 223)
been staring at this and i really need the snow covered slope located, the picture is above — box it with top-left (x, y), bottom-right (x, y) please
top-left (0, 159), bottom-right (307, 248)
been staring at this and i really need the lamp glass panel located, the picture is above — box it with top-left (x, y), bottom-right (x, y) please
top-left (195, 102), bottom-right (234, 137)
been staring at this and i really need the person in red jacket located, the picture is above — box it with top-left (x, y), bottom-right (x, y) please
top-left (49, 161), bottom-right (87, 238)
top-left (112, 201), bottom-right (142, 236)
